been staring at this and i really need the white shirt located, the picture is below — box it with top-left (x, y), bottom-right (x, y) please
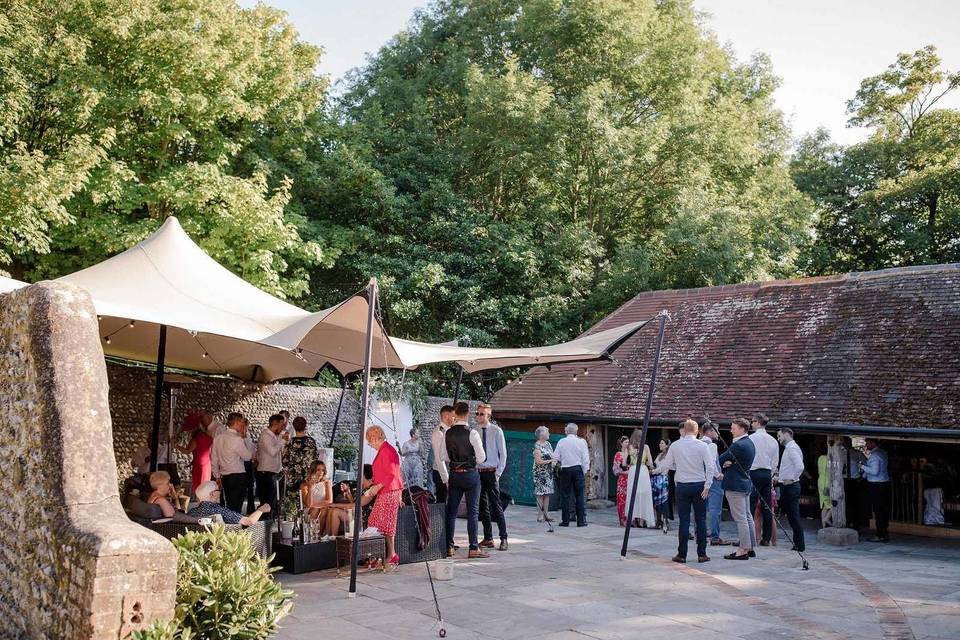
top-left (256, 428), bottom-right (284, 473)
top-left (653, 435), bottom-right (713, 488)
top-left (431, 423), bottom-right (449, 473)
top-left (749, 428), bottom-right (780, 473)
top-left (701, 435), bottom-right (720, 476)
top-left (211, 428), bottom-right (251, 477)
top-left (474, 421), bottom-right (507, 478)
top-left (208, 419), bottom-right (226, 438)
top-left (435, 422), bottom-right (486, 484)
top-left (778, 440), bottom-right (804, 483)
top-left (553, 435), bottom-right (590, 472)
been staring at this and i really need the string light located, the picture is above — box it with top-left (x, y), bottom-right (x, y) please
top-left (583, 368), bottom-right (589, 376)
top-left (572, 373), bottom-right (578, 382)
top-left (517, 378), bottom-right (523, 385)
top-left (202, 352), bottom-right (209, 358)
top-left (129, 320), bottom-right (135, 327)
top-left (104, 336), bottom-right (111, 344)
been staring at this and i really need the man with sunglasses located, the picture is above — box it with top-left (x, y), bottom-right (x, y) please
top-left (474, 402), bottom-right (509, 551)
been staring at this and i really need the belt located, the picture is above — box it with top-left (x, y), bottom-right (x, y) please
top-left (478, 468), bottom-right (496, 473)
top-left (779, 480), bottom-right (798, 486)
top-left (450, 468), bottom-right (475, 473)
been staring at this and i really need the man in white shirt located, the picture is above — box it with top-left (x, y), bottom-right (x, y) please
top-left (749, 413), bottom-right (779, 546)
top-left (701, 423), bottom-right (728, 545)
top-left (474, 402), bottom-right (509, 550)
top-left (553, 423), bottom-right (591, 527)
top-left (430, 405), bottom-right (455, 502)
top-left (211, 412), bottom-right (252, 513)
top-left (653, 419), bottom-right (714, 563)
top-left (255, 414), bottom-right (285, 519)
top-left (436, 402), bottom-right (489, 559)
top-left (776, 428), bottom-right (805, 552)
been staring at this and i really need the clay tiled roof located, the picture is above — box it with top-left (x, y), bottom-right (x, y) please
top-left (492, 264), bottom-right (960, 429)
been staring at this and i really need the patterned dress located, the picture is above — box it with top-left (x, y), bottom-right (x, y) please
top-left (613, 451), bottom-right (630, 526)
top-left (651, 454), bottom-right (670, 516)
top-left (533, 441), bottom-right (555, 496)
top-left (283, 435), bottom-right (318, 489)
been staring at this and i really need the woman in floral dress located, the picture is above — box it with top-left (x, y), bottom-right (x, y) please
top-left (651, 439), bottom-right (671, 532)
top-left (532, 426), bottom-right (557, 522)
top-left (612, 436), bottom-right (631, 526)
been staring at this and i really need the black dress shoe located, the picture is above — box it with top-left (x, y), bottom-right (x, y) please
top-left (748, 550), bottom-right (756, 558)
top-left (698, 556), bottom-right (711, 563)
top-left (724, 552), bottom-right (749, 560)
top-left (672, 554), bottom-right (686, 563)
top-left (577, 522), bottom-right (588, 527)
top-left (759, 540), bottom-right (771, 547)
top-left (559, 522), bottom-right (570, 527)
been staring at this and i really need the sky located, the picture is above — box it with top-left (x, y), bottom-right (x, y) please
top-left (240, 0), bottom-right (960, 145)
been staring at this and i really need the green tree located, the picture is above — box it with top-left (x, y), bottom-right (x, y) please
top-left (1, 0), bottom-right (328, 296)
top-left (312, 0), bottom-right (812, 347)
top-left (794, 46), bottom-right (960, 273)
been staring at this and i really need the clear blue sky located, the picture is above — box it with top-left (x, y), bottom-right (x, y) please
top-left (240, 0), bottom-right (960, 145)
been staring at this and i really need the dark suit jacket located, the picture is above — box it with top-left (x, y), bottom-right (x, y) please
top-left (719, 436), bottom-right (756, 493)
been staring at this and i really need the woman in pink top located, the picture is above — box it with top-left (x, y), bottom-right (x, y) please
top-left (177, 410), bottom-right (214, 496)
top-left (365, 425), bottom-right (404, 568)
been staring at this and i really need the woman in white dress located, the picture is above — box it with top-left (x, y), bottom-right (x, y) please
top-left (625, 430), bottom-right (656, 528)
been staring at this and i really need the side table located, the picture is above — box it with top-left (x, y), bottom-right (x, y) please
top-left (336, 535), bottom-right (386, 576)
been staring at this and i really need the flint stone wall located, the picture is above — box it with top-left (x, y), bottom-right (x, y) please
top-left (0, 283), bottom-right (176, 640)
top-left (107, 364), bottom-right (479, 484)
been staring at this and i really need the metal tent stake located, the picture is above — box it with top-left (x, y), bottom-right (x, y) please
top-left (620, 312), bottom-right (668, 558)
top-left (349, 278), bottom-right (378, 596)
top-left (149, 324), bottom-right (168, 472)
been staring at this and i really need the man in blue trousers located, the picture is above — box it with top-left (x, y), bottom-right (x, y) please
top-left (653, 419), bottom-right (714, 563)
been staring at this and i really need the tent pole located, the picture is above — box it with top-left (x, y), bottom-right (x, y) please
top-left (149, 324), bottom-right (168, 472)
top-left (349, 278), bottom-right (378, 597)
top-left (328, 375), bottom-right (349, 448)
top-left (620, 312), bottom-right (668, 558)
top-left (451, 365), bottom-right (465, 403)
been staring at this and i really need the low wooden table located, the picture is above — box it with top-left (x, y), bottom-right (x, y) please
top-left (336, 535), bottom-right (386, 576)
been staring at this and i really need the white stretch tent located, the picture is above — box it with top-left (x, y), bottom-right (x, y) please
top-left (55, 217), bottom-right (391, 382)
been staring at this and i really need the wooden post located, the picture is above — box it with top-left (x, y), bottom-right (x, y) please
top-left (585, 424), bottom-right (606, 500)
top-left (827, 435), bottom-right (846, 528)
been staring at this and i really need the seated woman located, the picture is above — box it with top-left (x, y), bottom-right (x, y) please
top-left (301, 461), bottom-right (333, 534)
top-left (147, 470), bottom-right (179, 518)
top-left (188, 481), bottom-right (271, 526)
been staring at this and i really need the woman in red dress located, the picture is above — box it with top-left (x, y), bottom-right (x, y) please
top-left (365, 425), bottom-right (404, 568)
top-left (178, 410), bottom-right (214, 496)
top-left (612, 436), bottom-right (631, 526)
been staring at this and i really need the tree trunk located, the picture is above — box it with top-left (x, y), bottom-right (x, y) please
top-left (583, 424), bottom-right (606, 500)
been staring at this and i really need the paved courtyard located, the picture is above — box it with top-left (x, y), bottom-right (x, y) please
top-left (275, 506), bottom-right (960, 640)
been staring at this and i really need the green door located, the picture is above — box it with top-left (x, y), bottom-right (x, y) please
top-left (500, 430), bottom-right (563, 506)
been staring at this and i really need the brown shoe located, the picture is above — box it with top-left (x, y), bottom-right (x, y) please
top-left (698, 556), bottom-right (711, 563)
top-left (671, 554), bottom-right (686, 563)
top-left (499, 540), bottom-right (509, 551)
top-left (759, 540), bottom-right (770, 547)
top-left (479, 539), bottom-right (495, 548)
top-left (447, 546), bottom-right (456, 558)
top-left (467, 549), bottom-right (490, 559)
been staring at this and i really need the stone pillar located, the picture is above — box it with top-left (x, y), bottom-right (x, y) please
top-left (0, 283), bottom-right (177, 639)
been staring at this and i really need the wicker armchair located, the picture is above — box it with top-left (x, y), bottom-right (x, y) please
top-left (395, 503), bottom-right (446, 565)
top-left (138, 519), bottom-right (272, 559)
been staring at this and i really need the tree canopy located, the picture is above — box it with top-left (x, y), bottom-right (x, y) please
top-left (792, 46), bottom-right (960, 273)
top-left (0, 0), bottom-right (330, 297)
top-left (301, 0), bottom-right (813, 347)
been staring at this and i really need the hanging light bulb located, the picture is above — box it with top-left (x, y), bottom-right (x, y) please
top-left (583, 368), bottom-right (589, 377)
top-left (517, 378), bottom-right (523, 385)
top-left (104, 336), bottom-right (111, 344)
top-left (129, 320), bottom-right (135, 327)
top-left (97, 315), bottom-right (102, 321)
top-left (572, 373), bottom-right (578, 382)
top-left (202, 352), bottom-right (209, 358)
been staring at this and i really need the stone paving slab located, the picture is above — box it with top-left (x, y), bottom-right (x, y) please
top-left (275, 506), bottom-right (960, 640)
